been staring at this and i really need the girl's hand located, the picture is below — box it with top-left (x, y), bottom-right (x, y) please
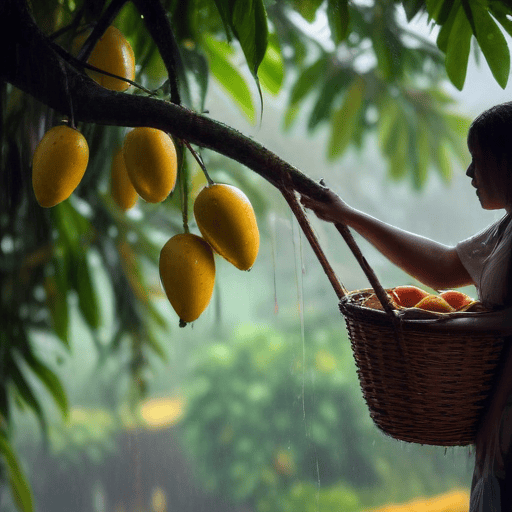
top-left (300, 188), bottom-right (351, 225)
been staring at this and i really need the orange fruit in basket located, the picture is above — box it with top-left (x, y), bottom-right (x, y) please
top-left (439, 290), bottom-right (474, 310)
top-left (415, 294), bottom-right (455, 313)
top-left (391, 285), bottom-right (430, 307)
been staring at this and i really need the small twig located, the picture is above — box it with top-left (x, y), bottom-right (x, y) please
top-left (59, 60), bottom-right (75, 129)
top-left (48, 4), bottom-right (86, 41)
top-left (182, 139), bottom-right (214, 186)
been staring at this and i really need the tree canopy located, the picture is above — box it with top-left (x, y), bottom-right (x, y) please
top-left (1, 0), bottom-right (512, 509)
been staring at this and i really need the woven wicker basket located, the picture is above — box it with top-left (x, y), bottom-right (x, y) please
top-left (339, 289), bottom-right (505, 446)
top-left (282, 189), bottom-right (507, 447)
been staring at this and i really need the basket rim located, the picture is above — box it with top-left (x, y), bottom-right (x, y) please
top-left (340, 288), bottom-right (503, 335)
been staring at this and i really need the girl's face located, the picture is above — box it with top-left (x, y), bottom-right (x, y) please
top-left (466, 139), bottom-right (510, 212)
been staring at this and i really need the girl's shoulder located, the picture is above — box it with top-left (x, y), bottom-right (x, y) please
top-left (459, 214), bottom-right (511, 249)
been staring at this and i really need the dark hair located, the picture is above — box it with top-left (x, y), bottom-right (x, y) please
top-left (468, 102), bottom-right (512, 205)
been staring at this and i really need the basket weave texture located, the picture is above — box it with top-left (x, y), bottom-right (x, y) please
top-left (340, 290), bottom-right (505, 446)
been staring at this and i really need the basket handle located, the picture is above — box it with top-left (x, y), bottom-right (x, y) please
top-left (280, 185), bottom-right (347, 301)
top-left (279, 180), bottom-right (397, 323)
top-left (333, 221), bottom-right (419, 395)
top-left (281, 183), bottom-right (413, 369)
top-left (333, 222), bottom-right (397, 321)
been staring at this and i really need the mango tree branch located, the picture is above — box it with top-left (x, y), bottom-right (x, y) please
top-left (3, 0), bottom-right (390, 302)
top-left (2, 0), bottom-right (328, 200)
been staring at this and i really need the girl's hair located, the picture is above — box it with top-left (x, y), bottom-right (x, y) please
top-left (468, 102), bottom-right (512, 205)
top-left (470, 103), bottom-right (512, 307)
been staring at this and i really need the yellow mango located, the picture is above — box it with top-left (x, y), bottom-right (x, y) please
top-left (80, 26), bottom-right (135, 92)
top-left (193, 183), bottom-right (259, 270)
top-left (123, 127), bottom-right (177, 203)
top-left (32, 125), bottom-right (89, 208)
top-left (110, 148), bottom-right (138, 210)
top-left (159, 233), bottom-right (215, 324)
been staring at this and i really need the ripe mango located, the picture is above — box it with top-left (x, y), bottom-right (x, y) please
top-left (390, 285), bottom-right (429, 308)
top-left (415, 294), bottom-right (455, 313)
top-left (110, 148), bottom-right (138, 210)
top-left (193, 184), bottom-right (259, 270)
top-left (159, 233), bottom-right (215, 324)
top-left (79, 26), bottom-right (135, 92)
top-left (439, 290), bottom-right (473, 310)
top-left (123, 127), bottom-right (177, 203)
top-left (32, 125), bottom-right (89, 208)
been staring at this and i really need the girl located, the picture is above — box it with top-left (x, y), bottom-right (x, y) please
top-left (300, 102), bottom-right (512, 511)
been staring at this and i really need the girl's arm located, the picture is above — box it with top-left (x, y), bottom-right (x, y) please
top-left (301, 189), bottom-right (473, 290)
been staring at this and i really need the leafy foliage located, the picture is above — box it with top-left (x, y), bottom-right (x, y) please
top-left (181, 322), bottom-right (378, 507)
top-left (180, 320), bottom-right (471, 511)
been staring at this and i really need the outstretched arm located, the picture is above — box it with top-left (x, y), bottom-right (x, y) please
top-left (300, 189), bottom-right (473, 291)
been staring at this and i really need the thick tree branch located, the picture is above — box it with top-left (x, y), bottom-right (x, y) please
top-left (1, 0), bottom-right (328, 201)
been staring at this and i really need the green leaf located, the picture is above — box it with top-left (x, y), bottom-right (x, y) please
top-left (0, 434), bottom-right (34, 512)
top-left (327, 77), bottom-right (365, 159)
top-left (387, 119), bottom-right (409, 181)
top-left (145, 330), bottom-right (168, 361)
top-left (258, 34), bottom-right (284, 95)
top-left (327, 0), bottom-right (350, 44)
top-left (73, 252), bottom-right (101, 330)
top-left (202, 35), bottom-right (256, 123)
top-left (231, 0), bottom-right (268, 77)
top-left (0, 386), bottom-right (8, 423)
top-left (490, 2), bottom-right (512, 39)
top-left (213, 0), bottom-right (268, 78)
top-left (372, 25), bottom-right (401, 80)
top-left (146, 301), bottom-right (168, 330)
top-left (444, 112), bottom-right (471, 164)
top-left (412, 119), bottom-right (430, 189)
top-left (402, 0), bottom-right (427, 21)
top-left (284, 58), bottom-right (328, 129)
top-left (52, 200), bottom-right (94, 254)
top-left (377, 99), bottom-right (401, 153)
top-left (426, 0), bottom-right (457, 24)
top-left (44, 258), bottom-right (69, 346)
top-left (444, 112), bottom-right (472, 138)
top-left (433, 141), bottom-right (452, 182)
top-left (293, 0), bottom-right (324, 22)
top-left (212, 0), bottom-right (234, 40)
top-left (308, 70), bottom-right (351, 131)
top-left (468, 1), bottom-right (510, 88)
top-left (23, 352), bottom-right (68, 418)
top-left (10, 361), bottom-right (46, 433)
top-left (436, 0), bottom-right (461, 52)
top-left (445, 5), bottom-right (472, 90)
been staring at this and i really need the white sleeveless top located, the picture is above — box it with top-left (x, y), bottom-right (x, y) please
top-left (456, 214), bottom-right (512, 308)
